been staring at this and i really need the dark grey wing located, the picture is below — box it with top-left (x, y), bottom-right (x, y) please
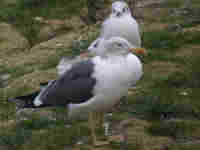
top-left (39, 60), bottom-right (96, 106)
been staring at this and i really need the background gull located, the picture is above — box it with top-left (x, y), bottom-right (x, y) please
top-left (100, 1), bottom-right (141, 47)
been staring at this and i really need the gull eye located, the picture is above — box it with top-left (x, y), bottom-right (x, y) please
top-left (122, 7), bottom-right (126, 13)
top-left (117, 43), bottom-right (123, 47)
top-left (112, 9), bottom-right (116, 14)
top-left (93, 42), bottom-right (98, 48)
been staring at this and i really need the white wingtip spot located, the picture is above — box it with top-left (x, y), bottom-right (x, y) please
top-left (34, 96), bottom-right (43, 106)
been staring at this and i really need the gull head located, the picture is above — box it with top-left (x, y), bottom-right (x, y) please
top-left (111, 1), bottom-right (131, 17)
top-left (103, 37), bottom-right (134, 56)
top-left (104, 37), bottom-right (147, 56)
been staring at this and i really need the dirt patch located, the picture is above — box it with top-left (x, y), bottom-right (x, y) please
top-left (116, 118), bottom-right (174, 150)
top-left (1, 23), bottom-right (99, 69)
top-left (175, 45), bottom-right (200, 57)
top-left (0, 32), bottom-right (78, 68)
top-left (0, 23), bottom-right (30, 57)
top-left (5, 69), bottom-right (57, 94)
top-left (0, 119), bottom-right (16, 128)
top-left (138, 7), bottom-right (170, 22)
top-left (142, 22), bottom-right (169, 32)
top-left (183, 24), bottom-right (200, 32)
top-left (144, 61), bottom-right (184, 76)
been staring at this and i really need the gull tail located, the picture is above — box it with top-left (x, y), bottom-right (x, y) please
top-left (8, 79), bottom-right (59, 111)
top-left (8, 81), bottom-right (52, 110)
top-left (8, 91), bottom-right (41, 109)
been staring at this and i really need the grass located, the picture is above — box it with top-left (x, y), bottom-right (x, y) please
top-left (148, 119), bottom-right (200, 139)
top-left (0, 0), bottom-right (90, 46)
top-left (159, 0), bottom-right (200, 27)
top-left (0, 0), bottom-right (89, 20)
top-left (128, 78), bottom-right (200, 119)
top-left (16, 117), bottom-right (65, 130)
top-left (144, 30), bottom-right (200, 51)
top-left (0, 127), bottom-right (32, 150)
top-left (1, 0), bottom-right (200, 149)
top-left (168, 143), bottom-right (200, 150)
top-left (109, 142), bottom-right (143, 150)
top-left (0, 64), bottom-right (34, 79)
top-left (144, 30), bottom-right (180, 50)
top-left (0, 34), bottom-right (97, 80)
top-left (160, 0), bottom-right (184, 8)
top-left (0, 120), bottom-right (80, 150)
top-left (126, 52), bottom-right (200, 119)
top-left (143, 29), bottom-right (200, 63)
top-left (28, 35), bottom-right (97, 70)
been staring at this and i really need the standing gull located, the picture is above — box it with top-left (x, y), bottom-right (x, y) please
top-left (9, 37), bottom-right (146, 146)
top-left (100, 1), bottom-right (141, 47)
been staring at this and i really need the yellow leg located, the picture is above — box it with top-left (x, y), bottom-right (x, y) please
top-left (95, 111), bottom-right (104, 128)
top-left (89, 112), bottom-right (97, 144)
top-left (99, 111), bottom-right (104, 127)
top-left (89, 112), bottom-right (109, 146)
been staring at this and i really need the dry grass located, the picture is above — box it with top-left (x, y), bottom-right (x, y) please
top-left (0, 0), bottom-right (200, 149)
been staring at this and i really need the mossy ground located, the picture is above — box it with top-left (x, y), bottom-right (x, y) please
top-left (0, 0), bottom-right (200, 149)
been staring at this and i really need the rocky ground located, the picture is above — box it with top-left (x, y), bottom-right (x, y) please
top-left (0, 0), bottom-right (200, 150)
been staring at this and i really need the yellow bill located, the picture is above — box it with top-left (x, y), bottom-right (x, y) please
top-left (129, 48), bottom-right (147, 55)
top-left (79, 52), bottom-right (96, 58)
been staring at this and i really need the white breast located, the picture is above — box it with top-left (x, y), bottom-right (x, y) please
top-left (93, 54), bottom-right (142, 101)
top-left (68, 54), bottom-right (143, 118)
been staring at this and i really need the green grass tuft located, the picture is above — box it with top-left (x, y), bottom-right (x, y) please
top-left (168, 143), bottom-right (200, 150)
top-left (0, 127), bottom-right (32, 150)
top-left (148, 119), bottom-right (200, 139)
top-left (160, 0), bottom-right (184, 8)
top-left (0, 0), bottom-right (90, 45)
top-left (16, 117), bottom-right (65, 130)
top-left (144, 30), bottom-right (180, 50)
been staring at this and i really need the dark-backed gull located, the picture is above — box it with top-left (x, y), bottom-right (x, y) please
top-left (8, 37), bottom-right (146, 146)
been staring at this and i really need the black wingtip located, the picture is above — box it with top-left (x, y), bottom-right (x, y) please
top-left (40, 81), bottom-right (49, 87)
top-left (7, 91), bottom-right (40, 109)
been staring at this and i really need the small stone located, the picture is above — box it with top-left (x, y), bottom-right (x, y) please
top-left (76, 141), bottom-right (84, 145)
top-left (1, 74), bottom-right (11, 81)
top-left (34, 16), bottom-right (44, 22)
top-left (107, 113), bottom-right (113, 117)
top-left (56, 43), bottom-right (63, 47)
top-left (180, 91), bottom-right (188, 96)
top-left (65, 124), bottom-right (72, 128)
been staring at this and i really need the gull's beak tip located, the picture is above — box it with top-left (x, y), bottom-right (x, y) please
top-left (129, 48), bottom-right (147, 56)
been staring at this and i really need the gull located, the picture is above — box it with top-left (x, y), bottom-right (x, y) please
top-left (100, 1), bottom-right (141, 47)
top-left (8, 37), bottom-right (145, 146)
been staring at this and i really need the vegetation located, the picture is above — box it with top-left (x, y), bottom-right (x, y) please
top-left (0, 0), bottom-right (200, 149)
top-left (0, 0), bottom-right (99, 45)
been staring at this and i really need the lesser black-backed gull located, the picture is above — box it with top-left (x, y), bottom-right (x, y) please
top-left (9, 37), bottom-right (145, 146)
